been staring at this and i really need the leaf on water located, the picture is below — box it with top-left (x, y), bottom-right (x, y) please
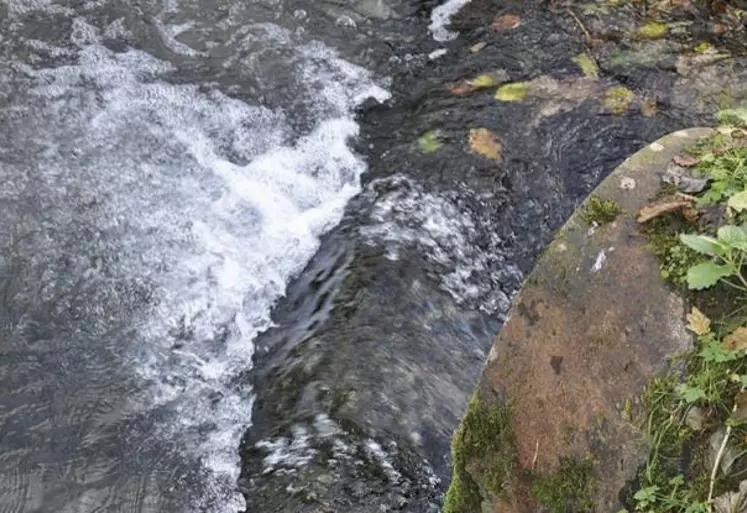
top-left (641, 98), bottom-right (657, 117)
top-left (637, 21), bottom-right (669, 40)
top-left (602, 86), bottom-right (634, 114)
top-left (417, 130), bottom-right (444, 154)
top-left (448, 72), bottom-right (506, 96)
top-left (686, 261), bottom-right (733, 290)
top-left (637, 198), bottom-right (694, 223)
top-left (572, 53), bottom-right (599, 78)
top-left (468, 74), bottom-right (501, 88)
top-left (686, 307), bottom-right (711, 336)
top-left (468, 128), bottom-right (502, 161)
top-left (495, 82), bottom-right (528, 102)
top-left (470, 41), bottom-right (487, 53)
top-left (723, 327), bottom-right (747, 353)
top-left (492, 14), bottom-right (521, 32)
top-left (680, 233), bottom-right (723, 255)
top-left (673, 155), bottom-right (698, 167)
top-left (728, 191), bottom-right (747, 212)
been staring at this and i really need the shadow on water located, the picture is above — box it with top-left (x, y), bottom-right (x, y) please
top-left (243, 0), bottom-right (747, 511)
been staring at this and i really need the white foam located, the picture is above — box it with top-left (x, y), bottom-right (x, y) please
top-left (429, 0), bottom-right (472, 42)
top-left (22, 35), bottom-right (387, 512)
top-left (360, 177), bottom-right (519, 315)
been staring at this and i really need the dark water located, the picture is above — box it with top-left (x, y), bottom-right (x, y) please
top-left (1, 0), bottom-right (746, 512)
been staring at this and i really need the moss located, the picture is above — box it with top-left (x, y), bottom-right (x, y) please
top-left (580, 195), bottom-right (622, 226)
top-left (640, 215), bottom-right (704, 287)
top-left (530, 456), bottom-right (596, 513)
top-left (443, 394), bottom-right (516, 513)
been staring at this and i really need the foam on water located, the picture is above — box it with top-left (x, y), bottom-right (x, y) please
top-left (428, 0), bottom-right (471, 42)
top-left (360, 176), bottom-right (521, 316)
top-left (4, 16), bottom-right (388, 512)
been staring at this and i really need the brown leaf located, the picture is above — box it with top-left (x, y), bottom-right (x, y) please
top-left (673, 155), bottom-right (698, 167)
top-left (469, 128), bottom-right (502, 160)
top-left (734, 391), bottom-right (747, 423)
top-left (492, 14), bottom-right (521, 32)
top-left (686, 307), bottom-right (711, 336)
top-left (447, 81), bottom-right (475, 96)
top-left (723, 327), bottom-right (747, 352)
top-left (637, 198), bottom-right (695, 223)
top-left (711, 23), bottom-right (727, 36)
top-left (641, 98), bottom-right (658, 117)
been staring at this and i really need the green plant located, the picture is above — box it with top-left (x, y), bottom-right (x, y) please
top-left (694, 147), bottom-right (747, 207)
top-left (680, 226), bottom-right (747, 291)
top-left (580, 195), bottom-right (621, 226)
top-left (531, 456), bottom-right (596, 513)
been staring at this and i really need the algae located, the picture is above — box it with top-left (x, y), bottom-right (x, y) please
top-left (443, 394), bottom-right (516, 513)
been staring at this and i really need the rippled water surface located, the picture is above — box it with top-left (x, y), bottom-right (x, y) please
top-left (0, 0), bottom-right (391, 510)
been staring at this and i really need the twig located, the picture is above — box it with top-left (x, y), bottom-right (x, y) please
top-left (675, 192), bottom-right (698, 202)
top-left (531, 440), bottom-right (540, 471)
top-left (708, 401), bottom-right (738, 509)
top-left (566, 7), bottom-right (593, 46)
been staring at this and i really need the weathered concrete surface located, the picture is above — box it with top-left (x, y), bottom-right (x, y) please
top-left (451, 128), bottom-right (715, 513)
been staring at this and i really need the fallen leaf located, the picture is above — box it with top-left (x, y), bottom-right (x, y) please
top-left (471, 41), bottom-right (487, 53)
top-left (468, 128), bottom-right (502, 160)
top-left (641, 98), bottom-right (657, 117)
top-left (448, 71), bottom-right (508, 96)
top-left (602, 86), bottom-right (634, 114)
top-left (637, 197), bottom-right (695, 223)
top-left (711, 23), bottom-right (727, 36)
top-left (686, 307), bottom-right (711, 336)
top-left (713, 479), bottom-right (747, 513)
top-left (572, 53), bottom-right (599, 78)
top-left (637, 21), bottom-right (669, 40)
top-left (723, 327), bottom-right (747, 352)
top-left (417, 130), bottom-right (444, 154)
top-left (495, 82), bottom-right (528, 102)
top-left (492, 14), bottom-right (521, 32)
top-left (673, 155), bottom-right (698, 167)
top-left (733, 390), bottom-right (747, 422)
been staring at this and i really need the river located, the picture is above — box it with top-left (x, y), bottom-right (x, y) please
top-left (2, 0), bottom-right (746, 512)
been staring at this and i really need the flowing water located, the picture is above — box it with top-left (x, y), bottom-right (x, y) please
top-left (0, 0), bottom-right (395, 511)
top-left (2, 0), bottom-right (747, 511)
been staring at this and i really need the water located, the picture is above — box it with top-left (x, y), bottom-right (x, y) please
top-left (0, 1), bottom-right (388, 511)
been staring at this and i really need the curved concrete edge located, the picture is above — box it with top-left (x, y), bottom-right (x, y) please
top-left (444, 127), bottom-right (715, 513)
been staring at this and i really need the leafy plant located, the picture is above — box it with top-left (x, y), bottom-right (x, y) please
top-left (694, 148), bottom-right (747, 207)
top-left (680, 226), bottom-right (747, 291)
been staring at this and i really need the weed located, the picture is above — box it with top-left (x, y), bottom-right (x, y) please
top-left (580, 195), bottom-right (622, 226)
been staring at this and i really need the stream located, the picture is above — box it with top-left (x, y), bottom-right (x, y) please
top-left (1, 0), bottom-right (746, 512)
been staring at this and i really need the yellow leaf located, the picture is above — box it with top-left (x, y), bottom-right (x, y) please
top-left (468, 74), bottom-right (500, 89)
top-left (495, 82), bottom-right (528, 102)
top-left (723, 327), bottom-right (747, 352)
top-left (572, 53), bottom-right (599, 79)
top-left (468, 128), bottom-right (502, 161)
top-left (637, 21), bottom-right (668, 40)
top-left (686, 307), bottom-right (711, 336)
top-left (602, 86), bottom-right (634, 114)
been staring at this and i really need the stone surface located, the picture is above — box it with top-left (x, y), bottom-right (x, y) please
top-left (450, 128), bottom-right (715, 513)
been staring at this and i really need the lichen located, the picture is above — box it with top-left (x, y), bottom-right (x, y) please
top-left (443, 394), bottom-right (516, 513)
top-left (530, 456), bottom-right (596, 513)
top-left (580, 195), bottom-right (622, 226)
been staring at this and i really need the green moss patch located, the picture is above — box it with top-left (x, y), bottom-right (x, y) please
top-left (443, 395), bottom-right (516, 513)
top-left (531, 456), bottom-right (596, 513)
top-left (580, 195), bottom-right (622, 226)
